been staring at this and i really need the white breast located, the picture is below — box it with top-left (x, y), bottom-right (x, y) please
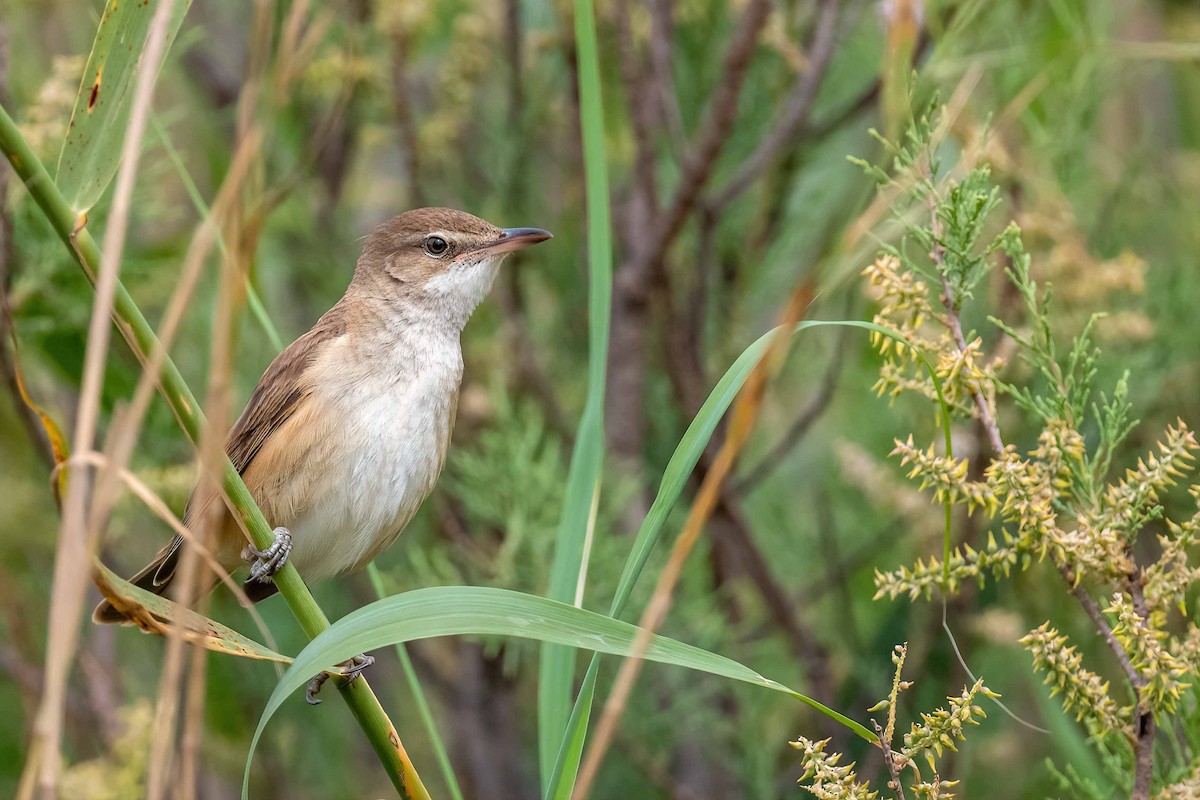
top-left (284, 331), bottom-right (462, 580)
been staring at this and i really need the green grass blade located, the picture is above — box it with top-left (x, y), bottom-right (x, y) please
top-left (367, 564), bottom-right (465, 800)
top-left (245, 586), bottom-right (874, 796)
top-left (545, 319), bottom-right (949, 798)
top-left (546, 659), bottom-right (599, 800)
top-left (57, 0), bottom-right (192, 214)
top-left (537, 0), bottom-right (613, 787)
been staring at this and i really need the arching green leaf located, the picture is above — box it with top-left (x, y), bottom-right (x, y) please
top-left (243, 587), bottom-right (873, 798)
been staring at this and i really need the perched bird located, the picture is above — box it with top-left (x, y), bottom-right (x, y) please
top-left (95, 208), bottom-right (551, 691)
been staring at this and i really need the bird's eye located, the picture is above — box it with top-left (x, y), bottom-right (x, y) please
top-left (423, 236), bottom-right (449, 257)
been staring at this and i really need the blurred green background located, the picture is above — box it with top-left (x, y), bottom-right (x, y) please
top-left (1, 0), bottom-right (1199, 797)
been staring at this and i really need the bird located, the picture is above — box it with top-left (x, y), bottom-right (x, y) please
top-left (94, 208), bottom-right (551, 693)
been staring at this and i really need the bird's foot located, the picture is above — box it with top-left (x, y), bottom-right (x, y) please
top-left (305, 653), bottom-right (375, 705)
top-left (245, 527), bottom-right (292, 583)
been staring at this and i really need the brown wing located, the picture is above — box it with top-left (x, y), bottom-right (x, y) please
top-left (187, 308), bottom-right (346, 509)
top-left (94, 304), bottom-right (349, 623)
top-left (227, 320), bottom-right (346, 473)
top-left (159, 310), bottom-right (347, 581)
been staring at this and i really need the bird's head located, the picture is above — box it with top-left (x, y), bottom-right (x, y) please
top-left (356, 207), bottom-right (552, 328)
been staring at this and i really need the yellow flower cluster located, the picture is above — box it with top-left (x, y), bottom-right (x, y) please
top-left (910, 777), bottom-right (959, 800)
top-left (1144, 504), bottom-right (1200, 625)
top-left (876, 421), bottom-right (1200, 598)
top-left (875, 427), bottom-right (1072, 598)
top-left (795, 644), bottom-right (994, 799)
top-left (1099, 422), bottom-right (1198, 534)
top-left (1171, 624), bottom-right (1200, 666)
top-left (1107, 593), bottom-right (1191, 714)
top-left (873, 533), bottom-right (1019, 600)
top-left (863, 255), bottom-right (1002, 425)
top-left (1020, 622), bottom-right (1125, 735)
top-left (903, 678), bottom-right (995, 771)
top-left (1156, 761), bottom-right (1200, 800)
top-left (790, 737), bottom-right (878, 800)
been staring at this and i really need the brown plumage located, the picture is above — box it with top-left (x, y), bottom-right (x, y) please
top-left (95, 208), bottom-right (551, 623)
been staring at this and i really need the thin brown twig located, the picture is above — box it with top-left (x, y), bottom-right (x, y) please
top-left (388, 28), bottom-right (424, 207)
top-left (27, 3), bottom-right (176, 793)
top-left (664, 259), bottom-right (840, 734)
top-left (71, 124), bottom-right (264, 792)
top-left (709, 0), bottom-right (843, 211)
top-left (77, 628), bottom-right (122, 748)
top-left (1127, 567), bottom-right (1155, 800)
top-left (149, 102), bottom-right (249, 796)
top-left (663, 226), bottom-right (711, 419)
top-left (711, 490), bottom-right (838, 717)
top-left (667, 284), bottom-right (840, 715)
top-left (149, 24), bottom-right (274, 788)
top-left (1057, 567), bottom-right (1137, 688)
top-left (937, 271), bottom-right (1003, 456)
top-left (631, 0), bottom-right (772, 277)
top-left (613, 0), bottom-right (660, 224)
top-left (872, 719), bottom-right (908, 800)
top-left (648, 0), bottom-right (686, 158)
top-left (603, 0), bottom-right (670, 469)
top-left (606, 0), bottom-right (772, 466)
top-left (147, 472), bottom-right (219, 799)
top-left (85, 129), bottom-right (262, 581)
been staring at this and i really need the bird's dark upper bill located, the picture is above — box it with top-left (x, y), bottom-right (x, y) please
top-left (459, 227), bottom-right (553, 259)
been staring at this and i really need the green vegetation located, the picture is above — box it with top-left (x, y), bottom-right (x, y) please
top-left (2, 1), bottom-right (1199, 798)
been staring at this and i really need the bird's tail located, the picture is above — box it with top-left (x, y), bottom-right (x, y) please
top-left (93, 536), bottom-right (195, 624)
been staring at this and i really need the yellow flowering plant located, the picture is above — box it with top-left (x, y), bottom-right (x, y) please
top-left (800, 106), bottom-right (1200, 800)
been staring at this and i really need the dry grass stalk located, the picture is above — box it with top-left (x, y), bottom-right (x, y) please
top-left (25, 3), bottom-right (178, 795)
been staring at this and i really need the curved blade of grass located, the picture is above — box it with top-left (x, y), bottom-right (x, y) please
top-left (545, 319), bottom-right (951, 799)
top-left (244, 587), bottom-right (872, 797)
top-left (537, 0), bottom-right (613, 787)
top-left (56, 0), bottom-right (191, 214)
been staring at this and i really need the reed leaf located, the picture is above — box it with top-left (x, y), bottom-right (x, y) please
top-left (537, 0), bottom-right (614, 788)
top-left (245, 586), bottom-right (875, 798)
top-left (56, 0), bottom-right (191, 214)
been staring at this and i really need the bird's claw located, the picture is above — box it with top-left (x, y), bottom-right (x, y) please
top-left (305, 653), bottom-right (375, 705)
top-left (245, 527), bottom-right (292, 583)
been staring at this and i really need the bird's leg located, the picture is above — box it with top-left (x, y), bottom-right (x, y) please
top-left (244, 527), bottom-right (293, 582)
top-left (305, 653), bottom-right (375, 705)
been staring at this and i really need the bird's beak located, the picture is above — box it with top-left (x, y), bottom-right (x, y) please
top-left (458, 227), bottom-right (553, 260)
